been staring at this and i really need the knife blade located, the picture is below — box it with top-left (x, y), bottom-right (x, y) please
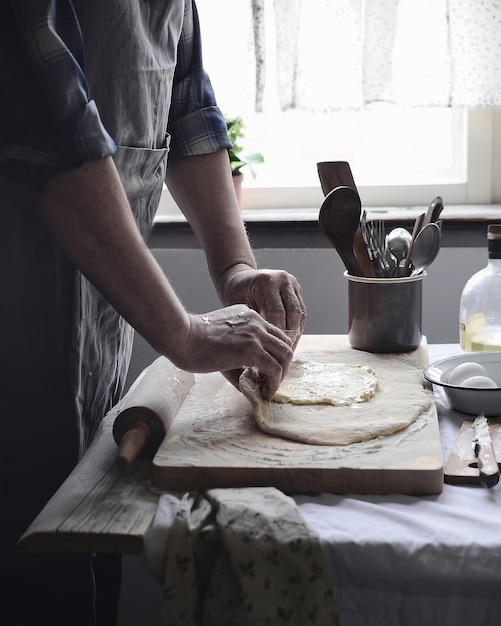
top-left (472, 413), bottom-right (500, 488)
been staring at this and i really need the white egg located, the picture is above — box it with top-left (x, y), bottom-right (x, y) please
top-left (447, 362), bottom-right (488, 385)
top-left (459, 375), bottom-right (498, 388)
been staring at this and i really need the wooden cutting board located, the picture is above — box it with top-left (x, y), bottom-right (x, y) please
top-left (152, 335), bottom-right (443, 495)
top-left (445, 419), bottom-right (501, 485)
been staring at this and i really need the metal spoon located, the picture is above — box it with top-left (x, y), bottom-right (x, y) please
top-left (385, 227), bottom-right (412, 276)
top-left (410, 222), bottom-right (441, 275)
top-left (318, 186), bottom-right (363, 276)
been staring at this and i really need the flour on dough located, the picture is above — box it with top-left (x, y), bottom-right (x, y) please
top-left (273, 359), bottom-right (378, 406)
top-left (239, 350), bottom-right (432, 446)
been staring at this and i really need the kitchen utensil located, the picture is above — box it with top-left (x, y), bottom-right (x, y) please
top-left (385, 227), bottom-right (412, 276)
top-left (444, 417), bottom-right (501, 485)
top-left (402, 212), bottom-right (425, 275)
top-left (422, 196), bottom-right (444, 229)
top-left (353, 227), bottom-right (378, 277)
top-left (365, 219), bottom-right (391, 277)
top-left (472, 413), bottom-right (500, 488)
top-left (112, 357), bottom-right (194, 466)
top-left (317, 161), bottom-right (357, 196)
top-left (424, 351), bottom-right (501, 416)
top-left (316, 162), bottom-right (374, 277)
top-left (411, 222), bottom-right (441, 275)
top-left (360, 210), bottom-right (384, 277)
top-left (318, 186), bottom-right (363, 276)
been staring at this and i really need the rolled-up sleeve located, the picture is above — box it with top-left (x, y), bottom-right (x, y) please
top-left (0, 0), bottom-right (116, 183)
top-left (167, 0), bottom-right (231, 160)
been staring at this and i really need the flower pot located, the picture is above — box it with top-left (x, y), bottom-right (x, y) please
top-left (232, 172), bottom-right (243, 207)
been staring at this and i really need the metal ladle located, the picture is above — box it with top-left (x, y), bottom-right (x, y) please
top-left (410, 222), bottom-right (441, 275)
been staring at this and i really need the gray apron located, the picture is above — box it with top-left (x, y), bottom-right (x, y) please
top-left (73, 0), bottom-right (184, 454)
top-left (0, 0), bottom-right (184, 562)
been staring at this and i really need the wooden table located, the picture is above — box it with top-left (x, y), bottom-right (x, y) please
top-left (18, 334), bottom-right (440, 554)
top-left (17, 342), bottom-right (501, 626)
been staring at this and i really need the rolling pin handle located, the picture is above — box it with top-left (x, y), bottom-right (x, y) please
top-left (116, 421), bottom-right (151, 467)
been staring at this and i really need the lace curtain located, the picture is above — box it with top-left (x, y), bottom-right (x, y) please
top-left (199, 0), bottom-right (501, 112)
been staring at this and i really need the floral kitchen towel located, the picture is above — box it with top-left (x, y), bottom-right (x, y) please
top-left (143, 487), bottom-right (338, 626)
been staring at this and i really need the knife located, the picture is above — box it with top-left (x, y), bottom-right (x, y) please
top-left (472, 413), bottom-right (500, 488)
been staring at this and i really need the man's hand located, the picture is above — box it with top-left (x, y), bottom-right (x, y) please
top-left (176, 305), bottom-right (293, 400)
top-left (216, 264), bottom-right (307, 344)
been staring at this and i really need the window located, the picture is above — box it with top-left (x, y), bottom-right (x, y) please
top-left (158, 1), bottom-right (498, 214)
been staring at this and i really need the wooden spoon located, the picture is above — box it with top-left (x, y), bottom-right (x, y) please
top-left (317, 163), bottom-right (374, 276)
top-left (319, 186), bottom-right (363, 276)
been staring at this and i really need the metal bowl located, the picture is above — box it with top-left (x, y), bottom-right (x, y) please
top-left (424, 352), bottom-right (501, 416)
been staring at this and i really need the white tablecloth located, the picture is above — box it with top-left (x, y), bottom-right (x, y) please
top-left (294, 345), bottom-right (501, 626)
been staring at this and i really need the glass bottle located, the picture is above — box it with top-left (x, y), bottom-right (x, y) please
top-left (460, 224), bottom-right (501, 351)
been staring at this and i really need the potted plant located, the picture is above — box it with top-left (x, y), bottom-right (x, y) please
top-left (225, 115), bottom-right (264, 206)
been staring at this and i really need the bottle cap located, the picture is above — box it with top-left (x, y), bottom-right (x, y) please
top-left (488, 224), bottom-right (501, 239)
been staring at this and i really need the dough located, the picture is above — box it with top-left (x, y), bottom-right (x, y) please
top-left (239, 349), bottom-right (432, 446)
top-left (273, 359), bottom-right (378, 405)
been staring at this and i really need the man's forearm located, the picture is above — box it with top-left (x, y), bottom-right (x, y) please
top-left (37, 153), bottom-right (298, 394)
top-left (165, 149), bottom-right (258, 293)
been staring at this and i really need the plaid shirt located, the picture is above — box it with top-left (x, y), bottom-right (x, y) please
top-left (168, 1), bottom-right (231, 159)
top-left (2, 0), bottom-right (229, 181)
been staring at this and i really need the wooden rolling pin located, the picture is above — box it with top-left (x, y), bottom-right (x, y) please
top-left (112, 357), bottom-right (194, 467)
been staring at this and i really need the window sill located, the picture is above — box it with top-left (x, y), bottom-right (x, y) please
top-left (149, 204), bottom-right (501, 249)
